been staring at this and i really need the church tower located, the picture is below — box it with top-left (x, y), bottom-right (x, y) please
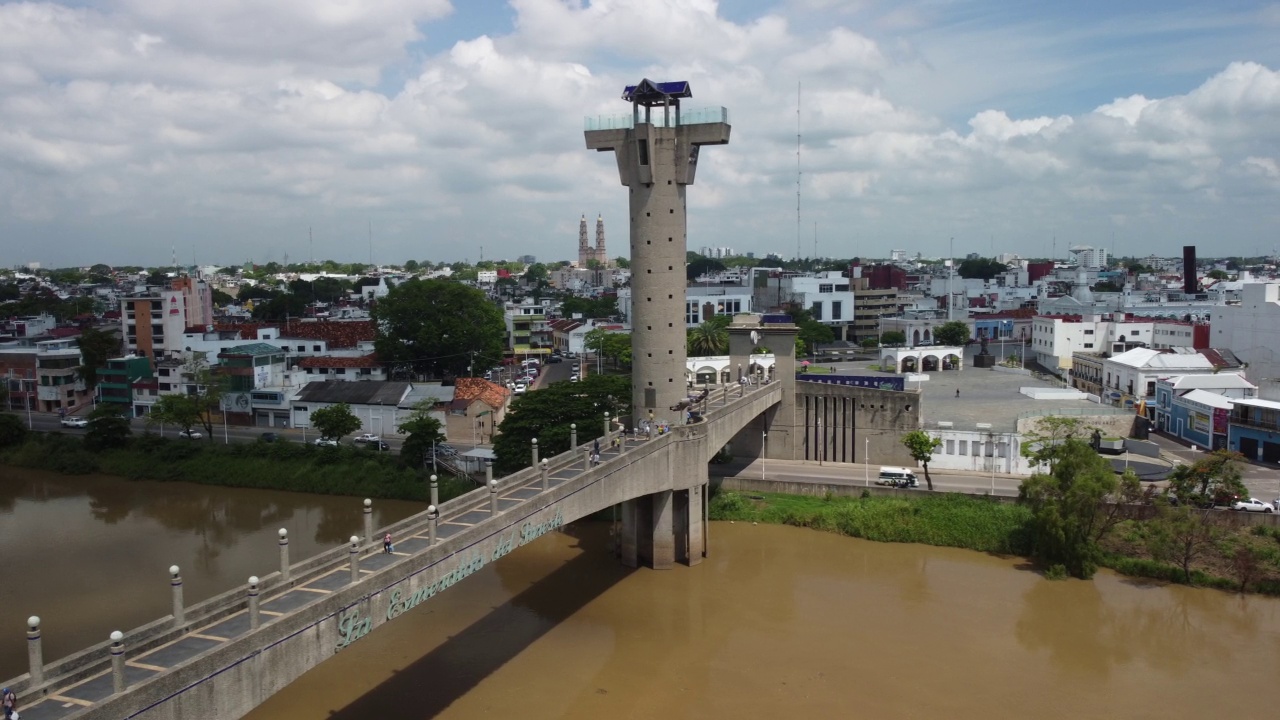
top-left (578, 214), bottom-right (591, 267)
top-left (594, 214), bottom-right (608, 268)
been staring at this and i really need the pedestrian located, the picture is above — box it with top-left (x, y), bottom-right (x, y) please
top-left (591, 452), bottom-right (600, 466)
top-left (383, 533), bottom-right (393, 554)
top-left (593, 438), bottom-right (601, 457)
top-left (955, 388), bottom-right (960, 398)
top-left (2, 686), bottom-right (16, 720)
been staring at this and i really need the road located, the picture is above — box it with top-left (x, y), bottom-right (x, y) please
top-left (714, 458), bottom-right (1026, 496)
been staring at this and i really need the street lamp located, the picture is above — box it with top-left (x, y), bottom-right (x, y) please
top-left (864, 436), bottom-right (870, 486)
top-left (762, 430), bottom-right (767, 480)
top-left (817, 418), bottom-right (823, 466)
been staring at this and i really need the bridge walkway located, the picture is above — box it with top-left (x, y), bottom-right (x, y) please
top-left (16, 437), bottom-right (641, 720)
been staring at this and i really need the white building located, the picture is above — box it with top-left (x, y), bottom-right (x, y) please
top-left (1211, 283), bottom-right (1280, 400)
top-left (617, 286), bottom-right (753, 328)
top-left (1031, 314), bottom-right (1156, 374)
top-left (1101, 347), bottom-right (1241, 406)
top-left (1070, 245), bottom-right (1109, 269)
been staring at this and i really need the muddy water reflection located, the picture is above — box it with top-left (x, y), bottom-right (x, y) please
top-left (0, 466), bottom-right (424, 680)
top-left (250, 523), bottom-right (1280, 720)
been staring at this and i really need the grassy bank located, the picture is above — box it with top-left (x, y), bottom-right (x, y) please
top-left (1, 433), bottom-right (473, 502)
top-left (710, 490), bottom-right (1280, 595)
top-left (709, 491), bottom-right (1032, 555)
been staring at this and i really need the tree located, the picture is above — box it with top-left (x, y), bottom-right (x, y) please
top-left (900, 430), bottom-right (942, 491)
top-left (932, 320), bottom-right (971, 347)
top-left (1092, 281), bottom-right (1123, 293)
top-left (957, 257), bottom-right (1009, 280)
top-left (85, 403), bottom-right (132, 451)
top-left (880, 330), bottom-right (906, 347)
top-left (181, 358), bottom-right (227, 439)
top-left (492, 375), bottom-right (629, 475)
top-left (686, 256), bottom-right (726, 281)
top-left (1206, 269), bottom-right (1229, 280)
top-left (404, 260), bottom-right (420, 272)
top-left (75, 326), bottom-right (120, 390)
top-left (524, 263), bottom-right (549, 284)
top-left (1165, 450), bottom-right (1247, 508)
top-left (613, 257), bottom-right (631, 269)
top-left (398, 399), bottom-right (445, 469)
top-left (311, 403), bottom-right (362, 441)
top-left (1018, 439), bottom-right (1119, 578)
top-left (797, 320), bottom-right (834, 356)
top-left (859, 337), bottom-right (879, 350)
top-left (560, 295), bottom-right (617, 319)
top-left (372, 278), bottom-right (506, 377)
top-left (1145, 504), bottom-right (1222, 583)
top-left (0, 413), bottom-right (27, 448)
top-left (147, 394), bottom-right (202, 436)
top-left (687, 319), bottom-right (729, 357)
top-left (1019, 416), bottom-right (1092, 471)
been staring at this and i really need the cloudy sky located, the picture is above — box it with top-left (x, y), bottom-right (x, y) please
top-left (2, 0), bottom-right (1279, 269)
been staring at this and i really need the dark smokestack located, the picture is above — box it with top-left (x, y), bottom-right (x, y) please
top-left (1183, 246), bottom-right (1197, 294)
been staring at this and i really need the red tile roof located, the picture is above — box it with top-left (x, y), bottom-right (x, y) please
top-left (453, 377), bottom-right (510, 411)
top-left (298, 354), bottom-right (379, 368)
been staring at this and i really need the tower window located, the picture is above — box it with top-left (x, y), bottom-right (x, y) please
top-left (637, 139), bottom-right (649, 166)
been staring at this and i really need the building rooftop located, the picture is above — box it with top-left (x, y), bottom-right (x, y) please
top-left (294, 381), bottom-right (410, 406)
top-left (219, 343), bottom-right (284, 357)
top-left (1160, 374), bottom-right (1255, 390)
top-left (453, 377), bottom-right (510, 411)
top-left (298, 354), bottom-right (379, 369)
top-left (1233, 397), bottom-right (1280, 412)
top-left (1179, 389), bottom-right (1236, 409)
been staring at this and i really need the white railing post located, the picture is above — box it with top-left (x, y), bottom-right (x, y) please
top-left (170, 565), bottom-right (184, 627)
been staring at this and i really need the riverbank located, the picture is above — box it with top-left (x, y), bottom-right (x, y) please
top-left (708, 490), bottom-right (1280, 595)
top-left (0, 432), bottom-right (472, 502)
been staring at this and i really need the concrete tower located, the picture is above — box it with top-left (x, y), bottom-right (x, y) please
top-left (585, 79), bottom-right (730, 424)
top-left (577, 214), bottom-right (591, 267)
top-left (594, 214), bottom-right (608, 268)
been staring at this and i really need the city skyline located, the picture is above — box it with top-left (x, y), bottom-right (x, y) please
top-left (2, 1), bottom-right (1279, 268)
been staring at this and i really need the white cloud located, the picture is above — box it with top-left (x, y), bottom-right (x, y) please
top-left (0, 0), bottom-right (1278, 266)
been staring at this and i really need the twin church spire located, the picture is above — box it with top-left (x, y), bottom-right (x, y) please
top-left (577, 214), bottom-right (610, 268)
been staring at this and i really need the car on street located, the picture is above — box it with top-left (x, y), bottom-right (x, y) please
top-left (178, 429), bottom-right (203, 439)
top-left (548, 355), bottom-right (562, 363)
top-left (354, 433), bottom-right (380, 443)
top-left (518, 375), bottom-right (536, 383)
top-left (1232, 498), bottom-right (1275, 513)
top-left (60, 417), bottom-right (89, 428)
top-left (513, 382), bottom-right (528, 395)
top-left (362, 440), bottom-right (391, 452)
top-left (569, 373), bottom-right (579, 382)
top-left (260, 432), bottom-right (279, 443)
top-left (875, 466), bottom-right (919, 488)
top-left (313, 438), bottom-right (339, 447)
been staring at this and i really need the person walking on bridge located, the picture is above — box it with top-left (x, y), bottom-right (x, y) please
top-left (383, 533), bottom-right (393, 554)
top-left (2, 686), bottom-right (17, 719)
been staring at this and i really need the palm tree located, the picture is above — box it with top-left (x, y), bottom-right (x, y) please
top-left (687, 320), bottom-right (728, 357)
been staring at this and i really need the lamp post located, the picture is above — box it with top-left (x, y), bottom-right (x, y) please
top-left (864, 437), bottom-right (870, 486)
top-left (762, 431), bottom-right (767, 480)
top-left (817, 418), bottom-right (823, 466)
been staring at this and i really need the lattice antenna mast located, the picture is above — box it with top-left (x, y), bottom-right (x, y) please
top-left (796, 82), bottom-right (802, 261)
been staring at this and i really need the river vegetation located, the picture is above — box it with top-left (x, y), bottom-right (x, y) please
top-left (0, 431), bottom-right (472, 502)
top-left (711, 442), bottom-right (1280, 596)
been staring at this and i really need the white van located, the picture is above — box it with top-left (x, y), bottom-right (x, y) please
top-left (876, 466), bottom-right (919, 488)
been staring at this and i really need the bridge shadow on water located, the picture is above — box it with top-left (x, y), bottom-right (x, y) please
top-left (327, 522), bottom-right (630, 719)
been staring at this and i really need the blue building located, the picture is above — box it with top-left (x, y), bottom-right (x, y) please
top-left (1152, 374), bottom-right (1256, 446)
top-left (1227, 398), bottom-right (1280, 463)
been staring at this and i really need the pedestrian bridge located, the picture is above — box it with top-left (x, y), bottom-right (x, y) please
top-left (9, 381), bottom-right (781, 720)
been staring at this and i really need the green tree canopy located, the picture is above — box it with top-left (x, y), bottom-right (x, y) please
top-left (85, 402), bottom-right (132, 451)
top-left (311, 403), bottom-right (362, 441)
top-left (957, 257), bottom-right (1009, 280)
top-left (900, 430), bottom-right (942, 491)
top-left (1206, 269), bottom-right (1229, 280)
top-left (0, 413), bottom-right (28, 448)
top-left (880, 330), bottom-right (906, 347)
top-left (404, 260), bottom-right (420, 272)
top-left (932, 321), bottom-right (971, 347)
top-left (372, 278), bottom-right (506, 376)
top-left (560, 295), bottom-right (618, 319)
top-left (75, 326), bottom-right (120, 390)
top-left (398, 399), bottom-right (445, 469)
top-left (1166, 450), bottom-right (1247, 508)
top-left (1018, 439), bottom-right (1120, 578)
top-left (687, 256), bottom-right (727, 281)
top-left (147, 394), bottom-right (202, 436)
top-left (492, 375), bottom-right (630, 475)
top-left (687, 319), bottom-right (729, 357)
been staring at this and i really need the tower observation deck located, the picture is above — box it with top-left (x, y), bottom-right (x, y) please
top-left (585, 79), bottom-right (731, 425)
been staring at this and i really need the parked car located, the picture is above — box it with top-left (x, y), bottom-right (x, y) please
top-left (569, 373), bottom-right (580, 382)
top-left (435, 444), bottom-right (459, 457)
top-left (354, 433), bottom-right (380, 443)
top-left (313, 438), bottom-right (339, 447)
top-left (60, 417), bottom-right (89, 428)
top-left (260, 432), bottom-right (279, 443)
top-left (1232, 498), bottom-right (1275, 513)
top-left (513, 382), bottom-right (528, 395)
top-left (178, 429), bottom-right (203, 439)
top-left (362, 440), bottom-right (391, 452)
top-left (548, 355), bottom-right (562, 364)
top-left (518, 375), bottom-right (536, 383)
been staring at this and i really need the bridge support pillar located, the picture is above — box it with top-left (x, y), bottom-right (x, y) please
top-left (619, 499), bottom-right (638, 568)
top-left (686, 484), bottom-right (705, 566)
top-left (650, 490), bottom-right (675, 570)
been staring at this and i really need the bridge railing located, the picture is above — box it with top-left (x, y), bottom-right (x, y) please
top-left (2, 380), bottom-right (781, 706)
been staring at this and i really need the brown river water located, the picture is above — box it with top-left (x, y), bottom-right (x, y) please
top-left (4, 466), bottom-right (1280, 718)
